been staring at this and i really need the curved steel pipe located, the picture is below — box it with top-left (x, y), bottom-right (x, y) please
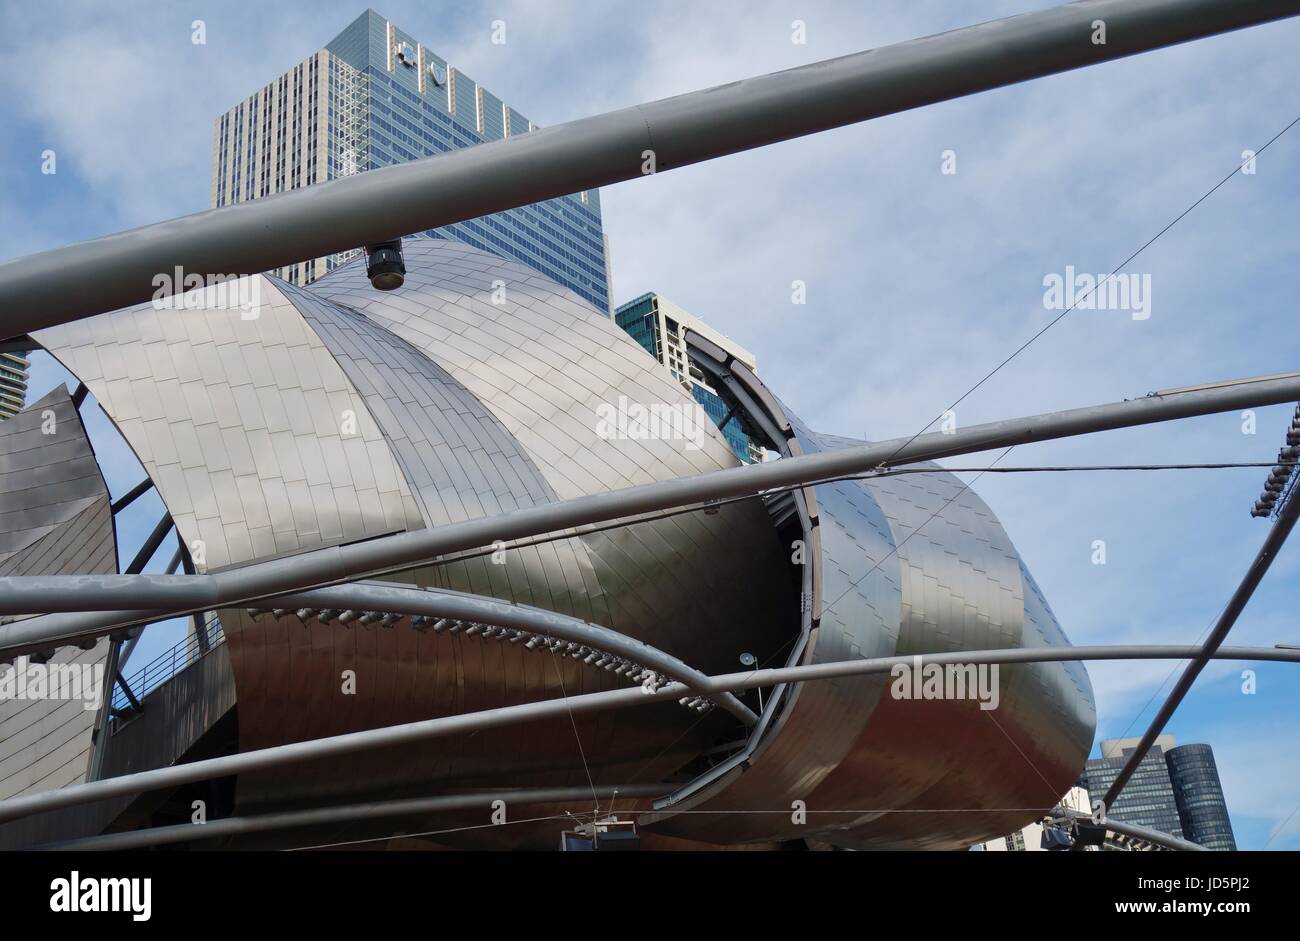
top-left (1, 373), bottom-right (1297, 631)
top-left (1, 643), bottom-right (1295, 826)
top-left (262, 582), bottom-right (758, 726)
top-left (36, 785), bottom-right (667, 852)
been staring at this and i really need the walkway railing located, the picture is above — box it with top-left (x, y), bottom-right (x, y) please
top-left (112, 614), bottom-right (224, 712)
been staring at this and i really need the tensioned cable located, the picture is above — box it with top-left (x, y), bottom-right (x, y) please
top-left (871, 112), bottom-right (1300, 474)
top-left (810, 112), bottom-right (1300, 634)
top-left (815, 447), bottom-right (1018, 622)
top-left (284, 813), bottom-right (572, 852)
top-left (546, 645), bottom-right (601, 815)
top-left (411, 461), bottom-right (1296, 576)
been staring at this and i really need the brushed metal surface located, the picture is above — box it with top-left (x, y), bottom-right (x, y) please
top-left (0, 388), bottom-right (117, 800)
top-left (649, 407), bottom-right (1095, 848)
top-left (24, 240), bottom-right (1091, 848)
top-left (33, 242), bottom-right (795, 823)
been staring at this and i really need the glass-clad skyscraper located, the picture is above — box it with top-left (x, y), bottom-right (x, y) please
top-left (211, 9), bottom-right (612, 312)
top-left (1084, 737), bottom-right (1184, 841)
top-left (1083, 736), bottom-right (1236, 849)
top-left (1166, 743), bottom-right (1237, 851)
top-left (615, 293), bottom-right (761, 463)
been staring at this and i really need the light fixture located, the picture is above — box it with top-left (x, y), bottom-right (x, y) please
top-left (364, 239), bottom-right (406, 291)
top-left (1249, 418), bottom-right (1300, 518)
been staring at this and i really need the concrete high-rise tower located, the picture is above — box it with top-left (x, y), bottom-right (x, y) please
top-left (615, 292), bottom-right (762, 464)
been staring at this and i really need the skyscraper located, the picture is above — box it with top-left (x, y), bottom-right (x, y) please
top-left (0, 353), bottom-right (28, 420)
top-left (1166, 743), bottom-right (1237, 851)
top-left (1082, 736), bottom-right (1236, 849)
top-left (211, 9), bottom-right (611, 312)
top-left (1083, 736), bottom-right (1184, 840)
top-left (615, 292), bottom-right (762, 463)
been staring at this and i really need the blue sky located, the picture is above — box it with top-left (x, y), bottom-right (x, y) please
top-left (2, 0), bottom-right (1298, 848)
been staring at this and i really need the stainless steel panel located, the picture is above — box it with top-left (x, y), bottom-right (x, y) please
top-left (24, 239), bottom-right (1092, 849)
top-left (0, 388), bottom-right (117, 800)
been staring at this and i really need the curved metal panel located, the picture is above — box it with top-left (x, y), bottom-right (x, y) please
top-left (33, 243), bottom-right (795, 821)
top-left (21, 238), bottom-right (1092, 849)
top-left (649, 407), bottom-right (1095, 848)
top-left (33, 284), bottom-right (424, 572)
top-left (309, 240), bottom-right (797, 679)
top-left (227, 241), bottom-right (796, 812)
top-left (0, 388), bottom-right (116, 800)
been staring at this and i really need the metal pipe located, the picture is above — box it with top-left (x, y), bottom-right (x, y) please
top-left (1102, 482), bottom-right (1300, 810)
top-left (1, 643), bottom-right (1295, 825)
top-left (1051, 807), bottom-right (1208, 852)
top-left (180, 543), bottom-right (210, 653)
top-left (0, 0), bottom-right (1295, 333)
top-left (113, 671), bottom-right (142, 713)
top-left (121, 514), bottom-right (173, 576)
top-left (1, 373), bottom-right (1297, 626)
top-left (261, 583), bottom-right (757, 726)
top-left (109, 478), bottom-right (154, 515)
top-left (36, 784), bottom-right (666, 851)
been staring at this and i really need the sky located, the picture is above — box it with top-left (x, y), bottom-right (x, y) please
top-left (1, 0), bottom-right (1299, 849)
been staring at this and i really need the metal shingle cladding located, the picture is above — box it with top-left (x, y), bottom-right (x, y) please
top-left (0, 387), bottom-right (117, 800)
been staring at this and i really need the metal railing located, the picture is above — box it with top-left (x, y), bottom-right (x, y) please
top-left (112, 614), bottom-right (224, 712)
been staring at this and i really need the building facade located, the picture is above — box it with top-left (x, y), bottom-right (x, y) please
top-left (1083, 735), bottom-right (1236, 849)
top-left (210, 9), bottom-right (611, 312)
top-left (0, 353), bottom-right (28, 420)
top-left (615, 293), bottom-right (762, 463)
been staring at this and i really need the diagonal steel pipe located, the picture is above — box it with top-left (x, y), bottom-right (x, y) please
top-left (1101, 483), bottom-right (1300, 810)
top-left (1, 643), bottom-right (1296, 826)
top-left (0, 0), bottom-right (1297, 333)
top-left (1049, 806), bottom-right (1208, 852)
top-left (0, 374), bottom-right (1296, 629)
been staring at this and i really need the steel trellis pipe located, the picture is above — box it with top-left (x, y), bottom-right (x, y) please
top-left (0, 1), bottom-right (1296, 334)
top-left (37, 785), bottom-right (668, 852)
top-left (0, 373), bottom-right (1297, 632)
top-left (1, 643), bottom-right (1296, 826)
top-left (1101, 485), bottom-right (1300, 810)
top-left (260, 583), bottom-right (757, 725)
top-left (1050, 807), bottom-right (1208, 852)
